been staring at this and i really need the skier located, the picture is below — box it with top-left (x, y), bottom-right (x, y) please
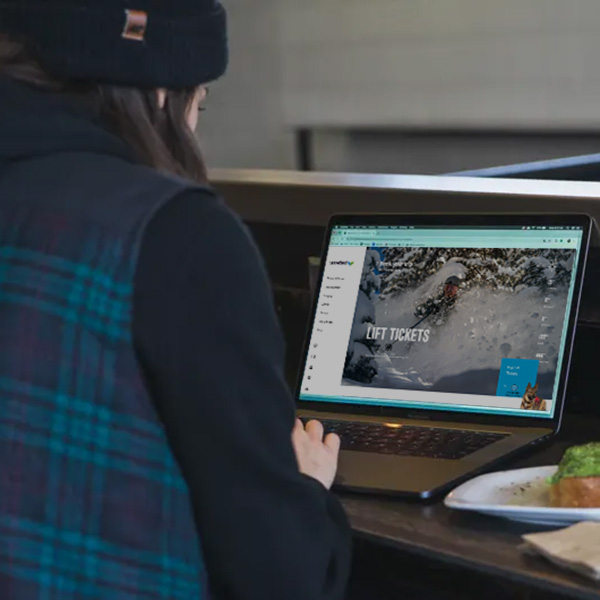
top-left (414, 275), bottom-right (462, 326)
top-left (381, 275), bottom-right (463, 353)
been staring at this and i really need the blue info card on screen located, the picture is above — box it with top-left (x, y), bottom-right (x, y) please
top-left (496, 358), bottom-right (540, 398)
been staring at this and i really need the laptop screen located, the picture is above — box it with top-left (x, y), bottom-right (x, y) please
top-left (299, 223), bottom-right (586, 419)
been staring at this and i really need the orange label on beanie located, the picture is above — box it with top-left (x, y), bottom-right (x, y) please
top-left (122, 9), bottom-right (148, 41)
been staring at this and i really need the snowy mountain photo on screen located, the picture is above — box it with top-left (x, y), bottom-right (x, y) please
top-left (342, 246), bottom-right (575, 402)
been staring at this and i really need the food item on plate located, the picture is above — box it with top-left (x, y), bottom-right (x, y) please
top-left (549, 443), bottom-right (600, 508)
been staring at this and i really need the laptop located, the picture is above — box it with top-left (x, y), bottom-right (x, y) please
top-left (297, 214), bottom-right (592, 497)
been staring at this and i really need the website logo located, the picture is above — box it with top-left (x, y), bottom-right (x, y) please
top-left (329, 260), bottom-right (355, 266)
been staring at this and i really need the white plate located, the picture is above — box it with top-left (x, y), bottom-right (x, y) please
top-left (444, 466), bottom-right (600, 526)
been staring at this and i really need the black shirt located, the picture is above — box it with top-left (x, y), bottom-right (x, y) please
top-left (133, 191), bottom-right (351, 600)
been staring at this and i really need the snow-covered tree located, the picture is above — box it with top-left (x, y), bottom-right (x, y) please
top-left (343, 249), bottom-right (382, 383)
top-left (378, 247), bottom-right (575, 297)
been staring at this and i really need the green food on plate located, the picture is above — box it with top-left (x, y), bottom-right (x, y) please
top-left (548, 442), bottom-right (600, 485)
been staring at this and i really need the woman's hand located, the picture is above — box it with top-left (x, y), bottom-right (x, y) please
top-left (291, 419), bottom-right (341, 490)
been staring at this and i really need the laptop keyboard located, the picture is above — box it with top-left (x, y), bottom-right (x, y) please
top-left (302, 419), bottom-right (507, 460)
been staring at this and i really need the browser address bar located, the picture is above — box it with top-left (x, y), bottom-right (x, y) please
top-left (339, 231), bottom-right (551, 238)
top-left (333, 241), bottom-right (577, 248)
top-left (336, 237), bottom-right (557, 243)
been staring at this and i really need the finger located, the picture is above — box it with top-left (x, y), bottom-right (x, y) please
top-left (324, 433), bottom-right (341, 455)
top-left (291, 418), bottom-right (306, 442)
top-left (305, 419), bottom-right (324, 442)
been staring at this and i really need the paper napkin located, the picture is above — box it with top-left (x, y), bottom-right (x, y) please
top-left (522, 522), bottom-right (600, 582)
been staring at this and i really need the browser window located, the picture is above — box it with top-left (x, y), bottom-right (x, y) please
top-left (299, 225), bottom-right (585, 418)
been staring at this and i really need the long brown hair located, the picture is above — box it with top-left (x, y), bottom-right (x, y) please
top-left (0, 35), bottom-right (208, 183)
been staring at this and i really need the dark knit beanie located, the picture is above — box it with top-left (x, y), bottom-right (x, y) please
top-left (0, 1), bottom-right (228, 88)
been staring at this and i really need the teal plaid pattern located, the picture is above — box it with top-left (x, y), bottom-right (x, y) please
top-left (0, 206), bottom-right (208, 599)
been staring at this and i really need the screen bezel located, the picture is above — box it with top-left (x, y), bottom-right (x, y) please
top-left (296, 212), bottom-right (592, 431)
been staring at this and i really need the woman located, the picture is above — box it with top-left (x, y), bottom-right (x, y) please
top-left (0, 1), bottom-right (350, 599)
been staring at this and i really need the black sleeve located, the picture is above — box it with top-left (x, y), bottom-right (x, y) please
top-left (133, 191), bottom-right (351, 600)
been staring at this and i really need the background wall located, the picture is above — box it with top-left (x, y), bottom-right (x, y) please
top-left (198, 0), bottom-right (295, 170)
top-left (199, 0), bottom-right (600, 174)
